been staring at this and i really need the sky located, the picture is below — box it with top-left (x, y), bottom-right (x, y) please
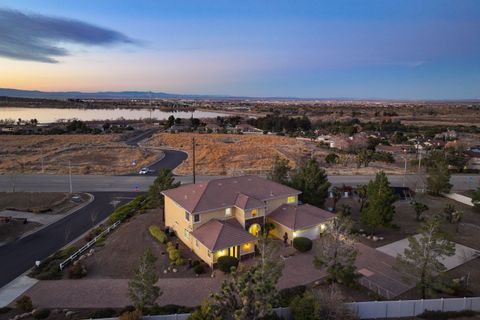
top-left (0, 0), bottom-right (479, 99)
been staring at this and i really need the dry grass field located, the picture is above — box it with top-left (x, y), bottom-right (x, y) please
top-left (143, 132), bottom-right (313, 175)
top-left (0, 135), bottom-right (159, 175)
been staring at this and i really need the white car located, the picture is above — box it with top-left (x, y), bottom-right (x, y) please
top-left (138, 167), bottom-right (150, 174)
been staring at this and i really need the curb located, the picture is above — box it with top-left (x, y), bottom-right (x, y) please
top-left (14, 193), bottom-right (95, 243)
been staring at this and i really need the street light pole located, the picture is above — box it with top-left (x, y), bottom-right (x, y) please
top-left (68, 160), bottom-right (73, 193)
top-left (403, 149), bottom-right (407, 188)
top-left (192, 137), bottom-right (196, 184)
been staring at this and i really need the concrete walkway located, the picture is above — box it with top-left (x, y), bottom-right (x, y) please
top-left (0, 210), bottom-right (64, 225)
top-left (0, 275), bottom-right (38, 307)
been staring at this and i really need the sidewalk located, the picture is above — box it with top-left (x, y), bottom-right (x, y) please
top-left (0, 276), bottom-right (38, 307)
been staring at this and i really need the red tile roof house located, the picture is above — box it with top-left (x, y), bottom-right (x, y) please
top-left (161, 175), bottom-right (335, 267)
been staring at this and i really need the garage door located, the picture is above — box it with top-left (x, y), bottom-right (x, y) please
top-left (295, 226), bottom-right (320, 240)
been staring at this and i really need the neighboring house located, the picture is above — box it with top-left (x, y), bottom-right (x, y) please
top-left (233, 123), bottom-right (262, 134)
top-left (168, 124), bottom-right (191, 133)
top-left (375, 144), bottom-right (408, 154)
top-left (205, 123), bottom-right (222, 133)
top-left (162, 175), bottom-right (334, 267)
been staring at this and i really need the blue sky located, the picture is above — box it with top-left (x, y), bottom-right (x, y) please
top-left (1, 0), bottom-right (479, 99)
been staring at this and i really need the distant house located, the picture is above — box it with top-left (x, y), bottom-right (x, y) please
top-left (205, 123), bottom-right (221, 133)
top-left (375, 144), bottom-right (409, 154)
top-left (330, 132), bottom-right (368, 151)
top-left (233, 123), bottom-right (262, 134)
top-left (434, 130), bottom-right (458, 140)
top-left (161, 175), bottom-right (334, 267)
top-left (168, 124), bottom-right (190, 133)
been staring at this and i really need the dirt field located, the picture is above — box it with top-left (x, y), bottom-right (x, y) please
top-left (81, 211), bottom-right (209, 279)
top-left (0, 192), bottom-right (69, 212)
top-left (0, 135), bottom-right (159, 175)
top-left (143, 133), bottom-right (312, 175)
top-left (0, 220), bottom-right (41, 243)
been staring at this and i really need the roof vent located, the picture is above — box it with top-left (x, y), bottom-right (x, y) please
top-left (218, 183), bottom-right (222, 186)
top-left (270, 191), bottom-right (274, 196)
top-left (184, 195), bottom-right (188, 199)
top-left (233, 180), bottom-right (238, 183)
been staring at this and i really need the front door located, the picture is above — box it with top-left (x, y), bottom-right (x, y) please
top-left (248, 223), bottom-right (261, 237)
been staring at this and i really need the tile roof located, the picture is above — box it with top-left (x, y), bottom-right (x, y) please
top-left (191, 218), bottom-right (257, 252)
top-left (162, 175), bottom-right (300, 214)
top-left (269, 204), bottom-right (335, 231)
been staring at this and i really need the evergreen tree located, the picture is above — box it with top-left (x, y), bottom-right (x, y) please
top-left (267, 156), bottom-right (291, 185)
top-left (410, 200), bottom-right (429, 221)
top-left (128, 248), bottom-right (161, 310)
top-left (330, 186), bottom-right (342, 212)
top-left (290, 158), bottom-right (331, 207)
top-left (147, 169), bottom-right (180, 207)
top-left (427, 159), bottom-right (452, 195)
top-left (166, 115), bottom-right (175, 127)
top-left (395, 217), bottom-right (455, 299)
top-left (472, 187), bottom-right (480, 211)
top-left (360, 171), bottom-right (397, 235)
top-left (314, 216), bottom-right (358, 286)
top-left (354, 184), bottom-right (368, 212)
top-left (209, 240), bottom-right (283, 320)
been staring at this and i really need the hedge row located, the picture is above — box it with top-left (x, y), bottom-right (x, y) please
top-left (108, 195), bottom-right (146, 224)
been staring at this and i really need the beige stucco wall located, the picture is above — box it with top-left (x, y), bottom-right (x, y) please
top-left (265, 194), bottom-right (298, 213)
top-left (268, 218), bottom-right (294, 244)
top-left (164, 196), bottom-right (194, 248)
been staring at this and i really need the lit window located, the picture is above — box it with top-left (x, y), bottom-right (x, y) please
top-left (225, 208), bottom-right (232, 216)
top-left (184, 229), bottom-right (190, 239)
top-left (251, 209), bottom-right (257, 217)
top-left (185, 211), bottom-right (190, 222)
top-left (287, 196), bottom-right (296, 203)
top-left (193, 214), bottom-right (200, 223)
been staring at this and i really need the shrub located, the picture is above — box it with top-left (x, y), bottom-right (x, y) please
top-left (217, 256), bottom-right (239, 273)
top-left (89, 308), bottom-right (118, 319)
top-left (290, 292), bottom-right (317, 320)
top-left (118, 309), bottom-right (142, 320)
top-left (0, 307), bottom-right (12, 314)
top-left (33, 309), bottom-right (50, 320)
top-left (68, 263), bottom-right (87, 279)
top-left (168, 249), bottom-right (181, 262)
top-left (175, 258), bottom-right (185, 266)
top-left (293, 237), bottom-right (313, 252)
top-left (15, 296), bottom-right (33, 312)
top-left (194, 264), bottom-right (205, 275)
top-left (149, 225), bottom-right (167, 244)
top-left (192, 260), bottom-right (200, 268)
top-left (276, 285), bottom-right (306, 307)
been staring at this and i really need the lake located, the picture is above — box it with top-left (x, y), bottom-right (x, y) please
top-left (0, 107), bottom-right (228, 123)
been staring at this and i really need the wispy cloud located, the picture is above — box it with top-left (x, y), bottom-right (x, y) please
top-left (0, 8), bottom-right (136, 63)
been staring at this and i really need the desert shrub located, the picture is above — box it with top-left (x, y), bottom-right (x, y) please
top-left (89, 308), bottom-right (118, 319)
top-left (149, 225), bottom-right (167, 244)
top-left (290, 292), bottom-right (317, 320)
top-left (0, 307), bottom-right (12, 314)
top-left (118, 309), bottom-right (142, 320)
top-left (33, 309), bottom-right (50, 320)
top-left (276, 285), bottom-right (306, 307)
top-left (293, 237), bottom-right (313, 252)
top-left (15, 296), bottom-right (33, 312)
top-left (217, 256), bottom-right (239, 273)
top-left (192, 260), bottom-right (201, 268)
top-left (68, 263), bottom-right (87, 279)
top-left (419, 310), bottom-right (479, 320)
top-left (109, 195), bottom-right (146, 224)
top-left (84, 225), bottom-right (105, 242)
top-left (194, 264), bottom-right (206, 275)
top-left (175, 258), bottom-right (185, 266)
top-left (168, 249), bottom-right (181, 261)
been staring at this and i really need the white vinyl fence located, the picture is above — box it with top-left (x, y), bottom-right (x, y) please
top-left (347, 297), bottom-right (480, 319)
top-left (59, 220), bottom-right (121, 270)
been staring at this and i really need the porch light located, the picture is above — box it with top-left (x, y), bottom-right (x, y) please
top-left (243, 243), bottom-right (251, 250)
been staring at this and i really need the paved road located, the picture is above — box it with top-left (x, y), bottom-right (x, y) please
top-left (0, 192), bottom-right (138, 288)
top-left (0, 173), bottom-right (478, 192)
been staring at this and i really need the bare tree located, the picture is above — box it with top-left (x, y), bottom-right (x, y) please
top-left (64, 223), bottom-right (72, 244)
top-left (90, 209), bottom-right (100, 227)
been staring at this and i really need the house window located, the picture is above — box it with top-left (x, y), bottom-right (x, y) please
top-left (185, 211), bottom-right (190, 222)
top-left (207, 250), bottom-right (212, 257)
top-left (193, 214), bottom-right (200, 223)
top-left (225, 208), bottom-right (232, 216)
top-left (251, 209), bottom-right (257, 217)
top-left (195, 239), bottom-right (199, 248)
top-left (287, 196), bottom-right (296, 204)
top-left (184, 228), bottom-right (190, 239)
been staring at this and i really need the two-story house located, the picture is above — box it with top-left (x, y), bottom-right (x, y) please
top-left (162, 175), bottom-right (334, 267)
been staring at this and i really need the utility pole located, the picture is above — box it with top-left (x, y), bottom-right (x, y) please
top-left (192, 137), bottom-right (196, 184)
top-left (403, 149), bottom-right (407, 188)
top-left (68, 160), bottom-right (73, 193)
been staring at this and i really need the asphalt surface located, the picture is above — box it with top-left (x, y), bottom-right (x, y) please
top-left (0, 173), bottom-right (478, 193)
top-left (0, 192), bottom-right (139, 288)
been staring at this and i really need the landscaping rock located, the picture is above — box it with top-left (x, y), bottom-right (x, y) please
top-left (65, 311), bottom-right (75, 318)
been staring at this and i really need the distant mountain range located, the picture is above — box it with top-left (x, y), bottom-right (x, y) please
top-left (1, 87), bottom-right (478, 102)
top-left (0, 88), bottom-right (247, 100)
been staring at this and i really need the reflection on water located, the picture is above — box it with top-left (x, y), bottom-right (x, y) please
top-left (0, 107), bottom-right (227, 123)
